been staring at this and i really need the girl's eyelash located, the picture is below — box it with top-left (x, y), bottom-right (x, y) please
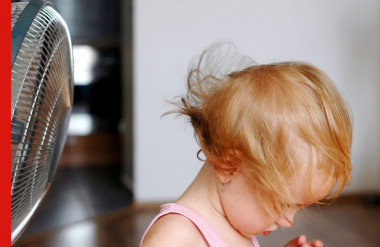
top-left (280, 202), bottom-right (296, 207)
top-left (281, 202), bottom-right (309, 209)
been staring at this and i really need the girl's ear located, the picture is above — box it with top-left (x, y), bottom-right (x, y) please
top-left (214, 150), bottom-right (241, 183)
top-left (214, 166), bottom-right (236, 183)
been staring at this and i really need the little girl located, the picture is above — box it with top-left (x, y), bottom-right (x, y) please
top-left (140, 44), bottom-right (352, 247)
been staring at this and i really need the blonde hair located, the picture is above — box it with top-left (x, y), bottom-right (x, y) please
top-left (171, 44), bottom-right (353, 215)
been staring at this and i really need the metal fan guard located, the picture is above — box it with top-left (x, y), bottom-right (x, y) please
top-left (11, 0), bottom-right (73, 243)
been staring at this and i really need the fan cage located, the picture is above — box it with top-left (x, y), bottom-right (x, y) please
top-left (11, 3), bottom-right (27, 30)
top-left (11, 1), bottom-right (73, 243)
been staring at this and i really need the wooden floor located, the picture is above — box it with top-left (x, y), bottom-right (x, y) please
top-left (14, 196), bottom-right (380, 247)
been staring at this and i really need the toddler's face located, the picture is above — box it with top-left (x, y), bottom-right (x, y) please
top-left (219, 168), bottom-right (332, 238)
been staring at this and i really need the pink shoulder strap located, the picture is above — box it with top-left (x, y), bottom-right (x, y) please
top-left (140, 203), bottom-right (260, 247)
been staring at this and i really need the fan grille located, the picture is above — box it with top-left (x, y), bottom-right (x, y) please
top-left (11, 2), bottom-right (73, 241)
top-left (11, 3), bottom-right (27, 30)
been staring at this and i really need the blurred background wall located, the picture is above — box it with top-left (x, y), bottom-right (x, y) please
top-left (132, 0), bottom-right (380, 202)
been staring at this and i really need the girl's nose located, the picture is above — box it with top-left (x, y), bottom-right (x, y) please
top-left (276, 210), bottom-right (296, 228)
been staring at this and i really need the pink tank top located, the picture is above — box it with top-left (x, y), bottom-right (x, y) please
top-left (140, 203), bottom-right (260, 247)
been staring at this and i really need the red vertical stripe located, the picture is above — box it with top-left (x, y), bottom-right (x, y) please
top-left (3, 1), bottom-right (11, 246)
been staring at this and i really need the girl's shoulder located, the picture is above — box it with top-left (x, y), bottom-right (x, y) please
top-left (141, 213), bottom-right (208, 247)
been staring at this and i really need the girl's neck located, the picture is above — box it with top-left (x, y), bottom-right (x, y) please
top-left (176, 162), bottom-right (254, 246)
top-left (176, 161), bottom-right (226, 222)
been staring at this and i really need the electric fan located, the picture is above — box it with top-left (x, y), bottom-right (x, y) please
top-left (11, 0), bottom-right (73, 244)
